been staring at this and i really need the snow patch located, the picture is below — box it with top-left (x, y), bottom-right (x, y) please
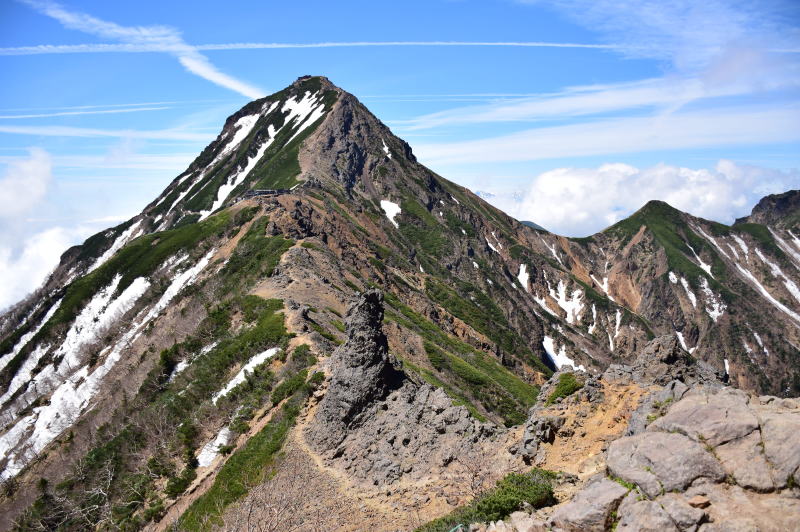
top-left (676, 331), bottom-right (688, 351)
top-left (223, 114), bottom-right (261, 156)
top-left (732, 234), bottom-right (750, 260)
top-left (197, 427), bottom-right (232, 467)
top-left (0, 252), bottom-right (214, 480)
top-left (486, 238), bottom-right (498, 253)
top-left (680, 277), bottom-right (697, 308)
top-left (283, 91), bottom-right (327, 143)
top-left (540, 238), bottom-right (564, 267)
top-left (0, 299), bottom-right (61, 373)
top-left (735, 263), bottom-right (800, 325)
top-left (693, 225), bottom-right (730, 260)
top-left (532, 293), bottom-right (553, 315)
top-left (87, 221), bottom-right (143, 274)
top-left (472, 261), bottom-right (479, 269)
top-left (517, 264), bottom-right (529, 292)
top-left (213, 347), bottom-right (280, 404)
top-left (724, 358), bottom-right (730, 376)
top-left (380, 200), bottom-right (401, 228)
top-left (382, 139), bottom-right (392, 159)
top-left (588, 304), bottom-right (597, 335)
top-left (549, 280), bottom-right (584, 324)
top-left (542, 336), bottom-right (585, 371)
top-left (668, 271), bottom-right (678, 284)
top-left (770, 229), bottom-right (800, 269)
top-left (687, 243), bottom-right (713, 277)
top-left (699, 277), bottom-right (726, 322)
top-left (752, 331), bottom-right (769, 356)
top-left (756, 248), bottom-right (800, 304)
top-left (491, 232), bottom-right (503, 249)
top-left (198, 125), bottom-right (278, 221)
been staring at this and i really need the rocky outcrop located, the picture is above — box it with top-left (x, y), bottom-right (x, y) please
top-left (519, 368), bottom-right (601, 463)
top-left (735, 189), bottom-right (800, 228)
top-left (494, 335), bottom-right (800, 532)
top-left (603, 334), bottom-right (721, 388)
top-left (306, 289), bottom-right (404, 450)
top-left (550, 388), bottom-right (798, 530)
top-left (306, 290), bottom-right (497, 486)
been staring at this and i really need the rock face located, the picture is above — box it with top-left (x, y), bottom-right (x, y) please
top-left (602, 334), bottom-right (721, 388)
top-left (306, 289), bottom-right (404, 450)
top-left (735, 189), bottom-right (800, 228)
top-left (306, 290), bottom-right (496, 486)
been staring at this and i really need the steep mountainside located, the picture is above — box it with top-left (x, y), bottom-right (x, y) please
top-left (0, 76), bottom-right (798, 530)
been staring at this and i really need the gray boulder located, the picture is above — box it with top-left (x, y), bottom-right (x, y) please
top-left (658, 493), bottom-right (706, 531)
top-left (520, 415), bottom-right (565, 462)
top-left (616, 500), bottom-right (678, 531)
top-left (648, 388), bottom-right (758, 447)
top-left (549, 478), bottom-right (629, 531)
top-left (607, 432), bottom-right (725, 498)
top-left (759, 409), bottom-right (800, 489)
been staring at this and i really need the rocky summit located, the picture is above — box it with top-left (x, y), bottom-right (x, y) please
top-left (0, 76), bottom-right (798, 531)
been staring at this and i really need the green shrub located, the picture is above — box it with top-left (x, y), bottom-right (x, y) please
top-left (165, 466), bottom-right (196, 498)
top-left (545, 373), bottom-right (583, 405)
top-left (271, 370), bottom-right (309, 406)
top-left (306, 371), bottom-right (325, 391)
top-left (416, 469), bottom-right (556, 532)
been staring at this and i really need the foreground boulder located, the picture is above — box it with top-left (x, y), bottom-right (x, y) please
top-left (554, 386), bottom-right (800, 530)
top-left (481, 335), bottom-right (800, 531)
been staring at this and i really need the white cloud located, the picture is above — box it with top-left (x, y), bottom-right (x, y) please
top-left (415, 104), bottom-right (800, 165)
top-left (0, 148), bottom-right (52, 219)
top-left (487, 160), bottom-right (800, 236)
top-left (20, 0), bottom-right (264, 99)
top-left (0, 226), bottom-right (89, 310)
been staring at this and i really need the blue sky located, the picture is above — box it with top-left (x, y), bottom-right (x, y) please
top-left (1, 0), bottom-right (799, 308)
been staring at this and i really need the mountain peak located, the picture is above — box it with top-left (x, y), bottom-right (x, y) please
top-left (735, 189), bottom-right (800, 229)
